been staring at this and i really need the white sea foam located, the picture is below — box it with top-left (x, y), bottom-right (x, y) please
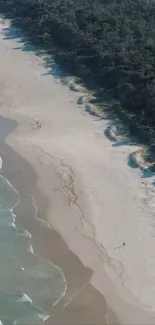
top-left (30, 194), bottom-right (67, 295)
top-left (17, 229), bottom-right (32, 238)
top-left (28, 244), bottom-right (34, 254)
top-left (17, 293), bottom-right (32, 304)
top-left (0, 175), bottom-right (20, 210)
top-left (0, 156), bottom-right (2, 170)
top-left (12, 312), bottom-right (49, 325)
top-left (0, 169), bottom-right (67, 324)
top-left (36, 313), bottom-right (49, 322)
top-left (0, 209), bottom-right (15, 226)
top-left (30, 194), bottom-right (52, 228)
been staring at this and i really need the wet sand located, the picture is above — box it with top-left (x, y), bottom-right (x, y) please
top-left (0, 116), bottom-right (115, 324)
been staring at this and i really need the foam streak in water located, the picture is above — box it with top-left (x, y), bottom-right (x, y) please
top-left (0, 156), bottom-right (67, 324)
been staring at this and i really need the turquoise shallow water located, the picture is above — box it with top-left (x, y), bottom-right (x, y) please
top-left (0, 161), bottom-right (67, 325)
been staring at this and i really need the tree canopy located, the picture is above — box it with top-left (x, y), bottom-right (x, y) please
top-left (1, 0), bottom-right (155, 128)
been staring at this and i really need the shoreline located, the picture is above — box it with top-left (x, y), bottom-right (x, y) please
top-left (0, 17), bottom-right (155, 324)
top-left (7, 125), bottom-right (155, 325)
top-left (0, 116), bottom-right (113, 324)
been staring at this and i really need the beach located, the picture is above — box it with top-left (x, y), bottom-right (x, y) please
top-left (0, 17), bottom-right (155, 324)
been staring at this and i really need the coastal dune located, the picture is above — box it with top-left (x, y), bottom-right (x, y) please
top-left (0, 18), bottom-right (155, 324)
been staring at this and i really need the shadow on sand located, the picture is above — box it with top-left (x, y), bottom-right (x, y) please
top-left (3, 19), bottom-right (155, 182)
top-left (3, 24), bottom-right (68, 79)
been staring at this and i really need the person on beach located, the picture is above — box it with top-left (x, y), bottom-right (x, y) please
top-left (36, 121), bottom-right (41, 128)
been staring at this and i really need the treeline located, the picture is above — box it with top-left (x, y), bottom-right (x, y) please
top-left (1, 0), bottom-right (155, 128)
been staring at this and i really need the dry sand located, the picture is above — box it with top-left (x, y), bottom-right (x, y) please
top-left (0, 18), bottom-right (155, 324)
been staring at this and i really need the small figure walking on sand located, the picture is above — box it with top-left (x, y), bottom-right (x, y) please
top-left (36, 121), bottom-right (41, 129)
top-left (114, 242), bottom-right (125, 250)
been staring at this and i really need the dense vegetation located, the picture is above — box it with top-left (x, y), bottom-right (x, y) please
top-left (1, 0), bottom-right (155, 130)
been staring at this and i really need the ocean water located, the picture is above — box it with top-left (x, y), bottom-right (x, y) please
top-left (0, 158), bottom-right (67, 325)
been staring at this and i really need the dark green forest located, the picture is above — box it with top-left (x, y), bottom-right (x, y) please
top-left (1, 0), bottom-right (155, 129)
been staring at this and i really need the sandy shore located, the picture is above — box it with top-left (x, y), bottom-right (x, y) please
top-left (0, 117), bottom-right (113, 324)
top-left (0, 17), bottom-right (155, 324)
